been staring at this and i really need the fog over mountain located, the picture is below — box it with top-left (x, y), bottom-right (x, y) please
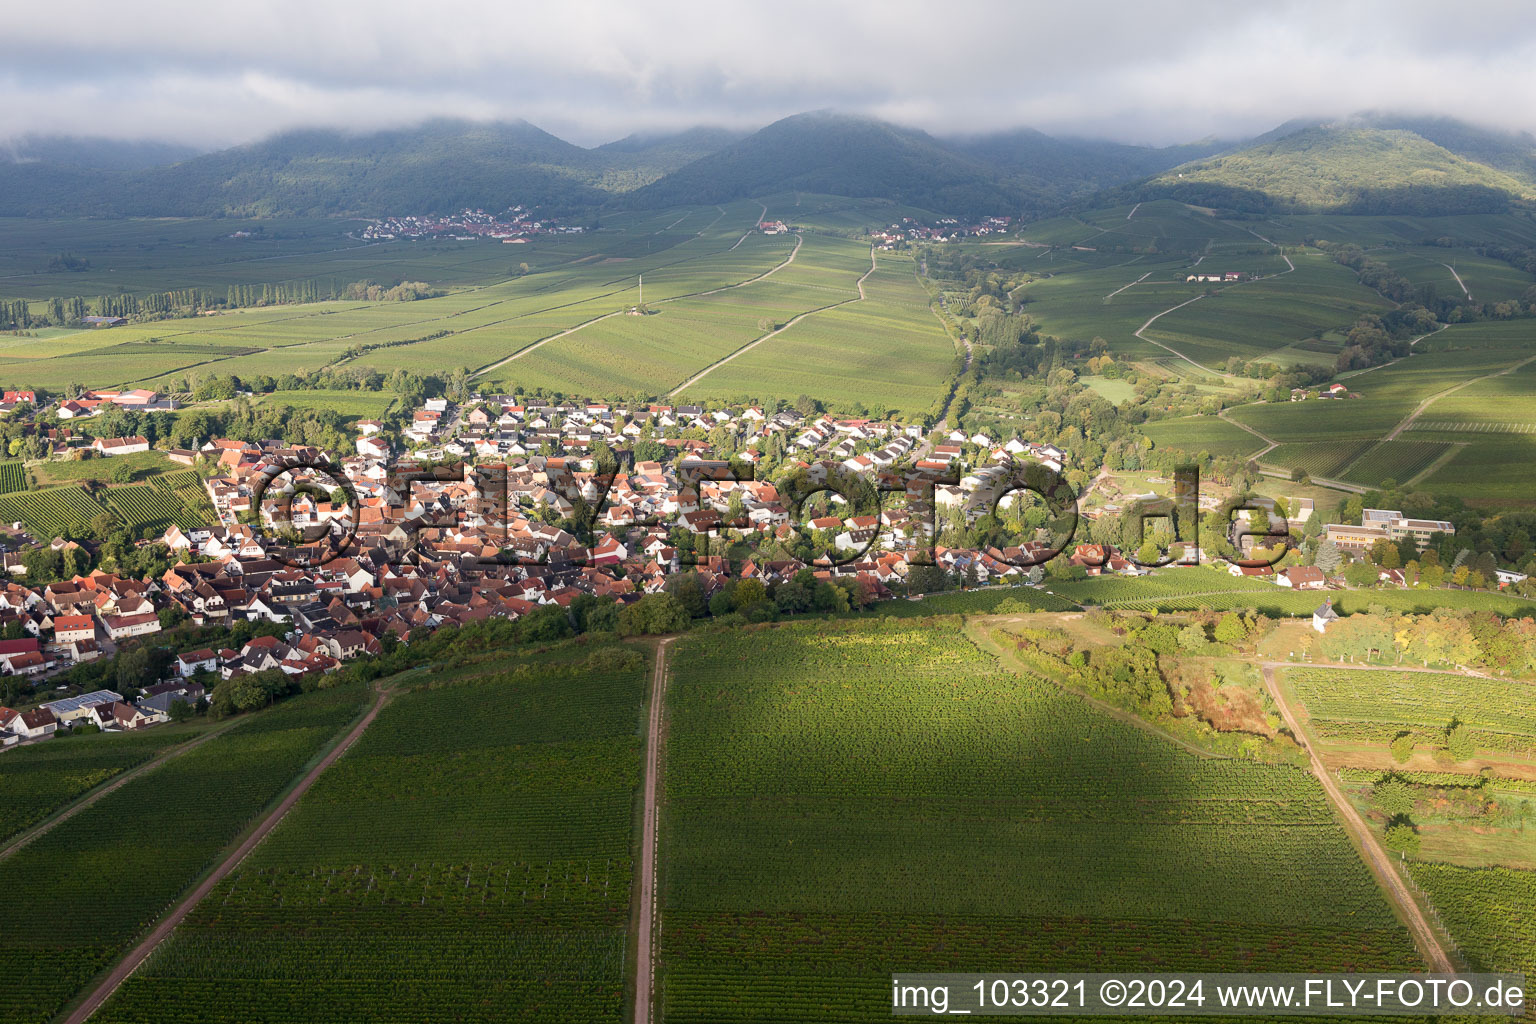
top-left (5, 0), bottom-right (1536, 149)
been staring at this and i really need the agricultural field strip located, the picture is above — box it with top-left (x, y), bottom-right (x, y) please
top-left (474, 230), bottom-right (805, 380)
top-left (655, 622), bottom-right (1422, 1022)
top-left (1408, 865), bottom-right (1534, 1001)
top-left (267, 227), bottom-right (787, 380)
top-left (0, 721), bottom-right (240, 861)
top-left (1216, 409), bottom-right (1277, 458)
top-left (65, 686), bottom-right (391, 1024)
top-left (1413, 421), bottom-right (1536, 433)
top-left (668, 244), bottom-right (876, 395)
top-left (1283, 666), bottom-right (1535, 744)
top-left (635, 639), bottom-right (673, 1024)
top-left (1385, 352), bottom-right (1536, 440)
top-left (0, 686), bottom-right (368, 1024)
top-left (11, 206), bottom-right (774, 389)
top-left (680, 256), bottom-right (952, 413)
top-left (89, 651), bottom-right (650, 1024)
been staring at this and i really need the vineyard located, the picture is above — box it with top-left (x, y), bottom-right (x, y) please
top-left (0, 728), bottom-right (191, 844)
top-left (94, 646), bottom-right (648, 1024)
top-left (1285, 667), bottom-right (1536, 755)
top-left (1408, 864), bottom-right (1535, 1018)
top-left (1052, 569), bottom-right (1536, 618)
top-left (106, 482), bottom-right (209, 532)
top-left (0, 462), bottom-right (26, 494)
top-left (0, 485), bottom-right (108, 536)
top-left (1336, 439), bottom-right (1456, 487)
top-left (657, 621), bottom-right (1420, 1022)
top-left (151, 469), bottom-right (218, 525)
top-left (0, 685), bottom-right (366, 1024)
top-left (1051, 564), bottom-right (1280, 609)
top-left (1260, 440), bottom-right (1376, 479)
top-left (881, 585), bottom-right (1077, 617)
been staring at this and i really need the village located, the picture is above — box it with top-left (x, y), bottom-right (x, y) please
top-left (0, 383), bottom-right (1484, 749)
top-left (358, 207), bottom-right (583, 242)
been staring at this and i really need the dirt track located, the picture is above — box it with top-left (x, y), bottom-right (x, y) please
top-left (633, 637), bottom-right (674, 1024)
top-left (1261, 665), bottom-right (1454, 973)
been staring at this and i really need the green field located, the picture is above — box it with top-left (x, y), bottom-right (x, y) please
top-left (1335, 439), bottom-right (1457, 487)
top-left (680, 250), bottom-right (957, 415)
top-left (254, 389), bottom-right (398, 417)
top-left (94, 647), bottom-right (647, 1024)
top-left (1261, 439), bottom-right (1377, 478)
top-left (0, 484), bottom-right (109, 535)
top-left (0, 462), bottom-right (26, 494)
top-left (30, 449), bottom-right (175, 487)
top-left (1051, 566), bottom-right (1536, 617)
top-left (0, 728), bottom-right (204, 844)
top-left (1409, 865), bottom-right (1535, 999)
top-left (1078, 374), bottom-right (1136, 402)
top-left (0, 207), bottom-right (968, 414)
top-left (1143, 257), bottom-right (1395, 370)
top-left (104, 482), bottom-right (208, 531)
top-left (657, 621), bottom-right (1419, 1022)
top-left (1370, 246), bottom-right (1534, 305)
top-left (1139, 415), bottom-right (1265, 458)
top-left (0, 685), bottom-right (367, 1024)
top-left (1285, 667), bottom-right (1536, 757)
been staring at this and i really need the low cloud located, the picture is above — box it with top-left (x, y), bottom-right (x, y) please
top-left (4, 0), bottom-right (1536, 148)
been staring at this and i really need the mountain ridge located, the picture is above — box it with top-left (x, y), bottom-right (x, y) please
top-left (3, 111), bottom-right (1533, 221)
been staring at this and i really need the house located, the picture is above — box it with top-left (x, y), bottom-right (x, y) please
top-left (41, 688), bottom-right (123, 724)
top-left (12, 707), bottom-right (58, 739)
top-left (1313, 599), bottom-right (1340, 634)
top-left (92, 435), bottom-right (150, 456)
top-left (52, 613), bottom-right (96, 644)
top-left (101, 611), bottom-right (161, 641)
top-left (81, 315), bottom-right (127, 328)
top-left (139, 681), bottom-right (206, 714)
top-left (176, 648), bottom-right (219, 677)
top-left (91, 700), bottom-right (156, 731)
top-left (0, 637), bottom-right (43, 672)
top-left (1279, 566), bottom-right (1326, 590)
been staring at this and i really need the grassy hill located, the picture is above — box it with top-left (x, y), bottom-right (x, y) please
top-left (1127, 123), bottom-right (1535, 215)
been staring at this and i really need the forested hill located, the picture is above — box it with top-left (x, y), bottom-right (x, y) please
top-left (0, 120), bottom-right (739, 219)
top-left (620, 112), bottom-right (1226, 217)
top-left (622, 112), bottom-right (1027, 214)
top-left (1117, 122), bottom-right (1536, 215)
top-left (0, 113), bottom-right (1223, 220)
top-left (5, 113), bottom-right (1534, 221)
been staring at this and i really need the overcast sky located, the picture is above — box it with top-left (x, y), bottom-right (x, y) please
top-left (5, 0), bottom-right (1536, 149)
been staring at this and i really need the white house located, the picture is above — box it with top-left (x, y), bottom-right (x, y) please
top-left (92, 435), bottom-right (151, 456)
